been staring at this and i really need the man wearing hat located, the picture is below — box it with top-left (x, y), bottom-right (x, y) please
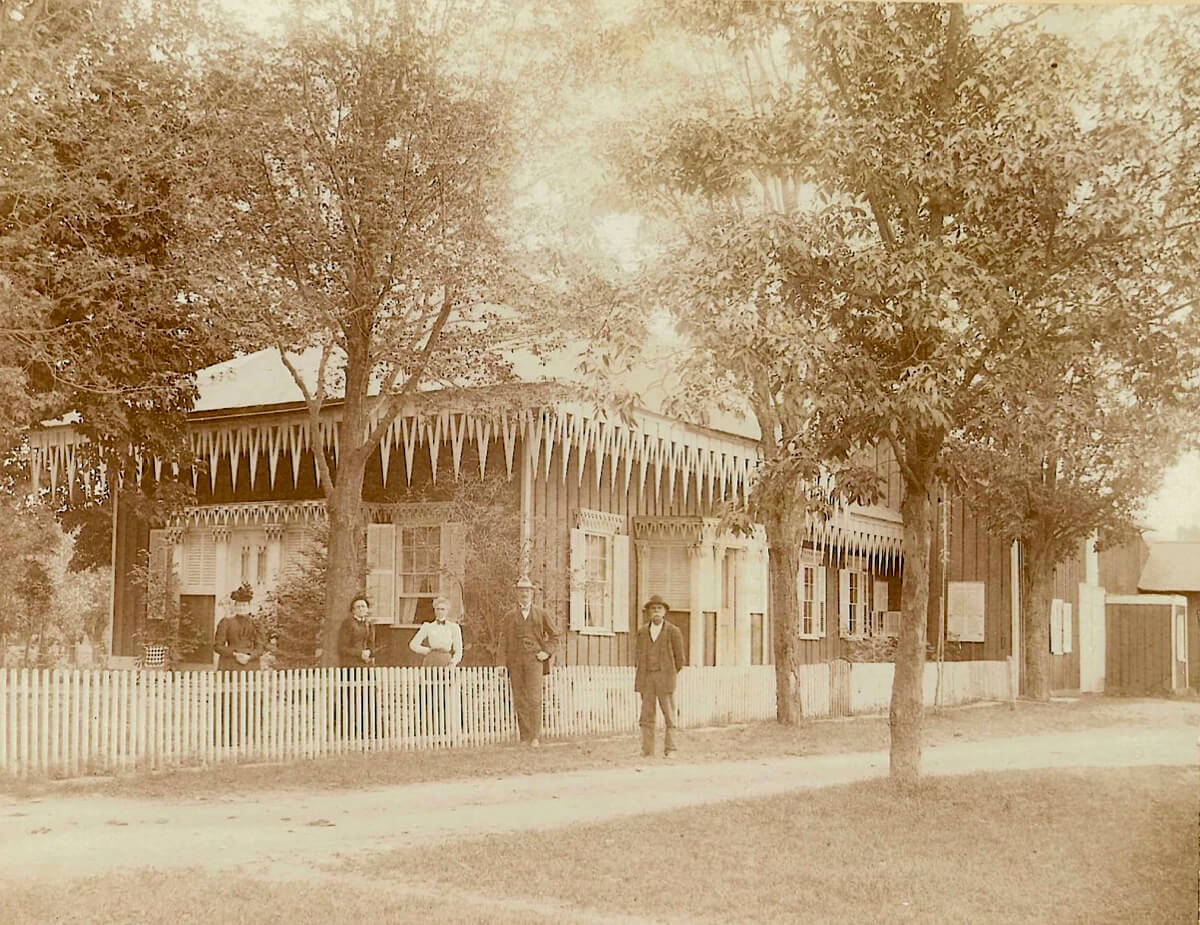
top-left (635, 594), bottom-right (685, 758)
top-left (501, 575), bottom-right (559, 747)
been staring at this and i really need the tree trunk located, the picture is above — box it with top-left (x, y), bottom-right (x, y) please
top-left (321, 470), bottom-right (367, 668)
top-left (1020, 536), bottom-right (1055, 701)
top-left (765, 509), bottom-right (803, 724)
top-left (890, 481), bottom-right (933, 787)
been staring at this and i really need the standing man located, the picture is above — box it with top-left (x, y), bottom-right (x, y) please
top-left (337, 594), bottom-right (376, 668)
top-left (635, 594), bottom-right (685, 758)
top-left (502, 576), bottom-right (558, 747)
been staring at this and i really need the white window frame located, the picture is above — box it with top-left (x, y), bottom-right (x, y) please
top-left (396, 523), bottom-right (443, 625)
top-left (365, 511), bottom-right (466, 627)
top-left (582, 531), bottom-right (614, 632)
top-left (570, 510), bottom-right (630, 635)
top-left (798, 557), bottom-right (827, 639)
top-left (839, 565), bottom-right (872, 639)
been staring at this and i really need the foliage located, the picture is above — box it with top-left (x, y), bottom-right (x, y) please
top-left (188, 0), bottom-right (554, 661)
top-left (441, 476), bottom-right (564, 666)
top-left (129, 559), bottom-right (205, 668)
top-left (260, 525), bottom-right (329, 669)
top-left (603, 3), bottom-right (1200, 774)
top-left (0, 493), bottom-right (111, 665)
top-left (0, 0), bottom-right (231, 461)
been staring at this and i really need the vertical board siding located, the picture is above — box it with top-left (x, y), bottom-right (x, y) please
top-left (0, 663), bottom-right (1009, 778)
top-left (1105, 602), bottom-right (1178, 695)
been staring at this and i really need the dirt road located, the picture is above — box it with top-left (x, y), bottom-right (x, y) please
top-left (0, 721), bottom-right (1194, 883)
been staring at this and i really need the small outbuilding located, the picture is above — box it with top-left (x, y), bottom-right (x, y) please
top-left (1104, 594), bottom-right (1189, 695)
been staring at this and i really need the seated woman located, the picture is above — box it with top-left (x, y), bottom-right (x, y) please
top-left (408, 596), bottom-right (463, 667)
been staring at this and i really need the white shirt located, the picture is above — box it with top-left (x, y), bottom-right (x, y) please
top-left (409, 620), bottom-right (463, 666)
top-left (649, 621), bottom-right (663, 642)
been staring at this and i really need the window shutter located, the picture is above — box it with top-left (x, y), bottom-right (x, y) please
top-left (883, 611), bottom-right (902, 637)
top-left (646, 545), bottom-right (691, 612)
top-left (183, 530), bottom-right (216, 593)
top-left (569, 528), bottom-right (586, 631)
top-left (873, 580), bottom-right (890, 613)
top-left (440, 522), bottom-right (468, 621)
top-left (838, 568), bottom-right (851, 638)
top-left (1050, 598), bottom-right (1063, 654)
top-left (366, 523), bottom-right (395, 625)
top-left (282, 526), bottom-right (313, 580)
top-left (1062, 602), bottom-right (1073, 654)
top-left (611, 534), bottom-right (631, 633)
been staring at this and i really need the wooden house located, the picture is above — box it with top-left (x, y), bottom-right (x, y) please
top-left (28, 348), bottom-right (1032, 678)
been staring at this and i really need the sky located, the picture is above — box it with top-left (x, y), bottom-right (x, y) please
top-left (1141, 453), bottom-right (1200, 539)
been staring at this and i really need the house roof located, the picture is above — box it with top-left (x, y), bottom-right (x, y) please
top-left (1138, 541), bottom-right (1200, 592)
top-left (193, 346), bottom-right (762, 441)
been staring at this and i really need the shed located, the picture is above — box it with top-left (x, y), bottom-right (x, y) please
top-left (1104, 594), bottom-right (1189, 695)
top-left (1135, 540), bottom-right (1200, 688)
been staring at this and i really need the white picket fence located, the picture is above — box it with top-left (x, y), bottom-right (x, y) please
top-left (0, 661), bottom-right (1009, 779)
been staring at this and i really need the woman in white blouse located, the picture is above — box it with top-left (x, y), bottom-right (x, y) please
top-left (409, 596), bottom-right (463, 667)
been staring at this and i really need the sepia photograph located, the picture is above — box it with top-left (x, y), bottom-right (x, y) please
top-left (1, 1), bottom-right (1197, 922)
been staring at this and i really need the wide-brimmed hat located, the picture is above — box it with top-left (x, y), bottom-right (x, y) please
top-left (515, 576), bottom-right (535, 589)
top-left (642, 594), bottom-right (670, 614)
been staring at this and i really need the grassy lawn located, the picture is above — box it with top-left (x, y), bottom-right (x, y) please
top-left (0, 872), bottom-right (564, 925)
top-left (3, 694), bottom-right (1195, 800)
top-left (4, 765), bottom-right (1191, 924)
top-left (349, 765), bottom-right (1199, 925)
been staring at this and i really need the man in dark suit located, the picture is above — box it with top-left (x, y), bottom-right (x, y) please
top-left (502, 576), bottom-right (559, 747)
top-left (635, 594), bottom-right (685, 758)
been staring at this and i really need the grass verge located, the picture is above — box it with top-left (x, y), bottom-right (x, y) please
top-left (350, 764), bottom-right (1199, 925)
top-left (2, 695), bottom-right (1195, 801)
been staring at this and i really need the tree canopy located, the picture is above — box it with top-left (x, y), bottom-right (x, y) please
top-left (602, 2), bottom-right (1200, 780)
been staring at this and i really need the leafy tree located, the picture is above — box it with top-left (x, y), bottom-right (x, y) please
top-left (608, 3), bottom-right (1200, 783)
top-left (955, 331), bottom-right (1199, 699)
top-left (193, 0), bottom-right (546, 665)
top-left (0, 0), bottom-right (230, 461)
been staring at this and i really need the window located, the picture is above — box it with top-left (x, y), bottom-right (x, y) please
top-left (583, 533), bottom-right (612, 630)
top-left (398, 525), bottom-right (441, 624)
top-left (750, 612), bottom-right (764, 665)
top-left (570, 512), bottom-right (630, 634)
top-left (838, 567), bottom-right (872, 638)
top-left (365, 519), bottom-right (466, 626)
top-left (799, 560), bottom-right (827, 638)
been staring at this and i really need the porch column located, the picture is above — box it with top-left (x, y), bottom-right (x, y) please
top-left (265, 523), bottom-right (285, 586)
top-left (687, 542), bottom-right (706, 667)
top-left (733, 546), bottom-right (752, 665)
top-left (519, 429), bottom-right (534, 581)
top-left (212, 525), bottom-right (232, 668)
top-left (166, 526), bottom-right (185, 599)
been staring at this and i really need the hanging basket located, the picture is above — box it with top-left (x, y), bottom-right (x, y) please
top-left (142, 644), bottom-right (168, 669)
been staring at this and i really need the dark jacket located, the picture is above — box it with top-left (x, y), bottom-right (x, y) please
top-left (501, 606), bottom-right (559, 669)
top-left (634, 620), bottom-right (686, 693)
top-left (337, 616), bottom-right (375, 668)
top-left (213, 614), bottom-right (264, 671)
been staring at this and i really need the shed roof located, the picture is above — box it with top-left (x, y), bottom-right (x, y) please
top-left (1138, 541), bottom-right (1200, 592)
